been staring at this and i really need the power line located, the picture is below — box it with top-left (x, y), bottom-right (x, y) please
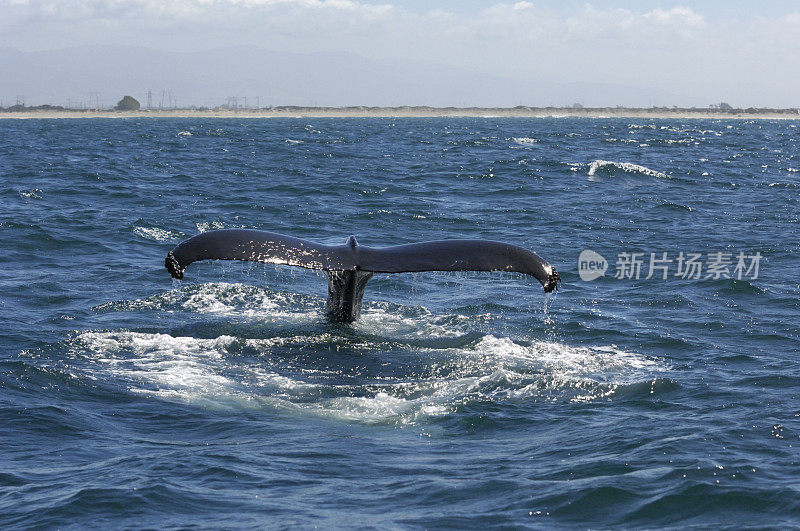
top-left (88, 91), bottom-right (100, 110)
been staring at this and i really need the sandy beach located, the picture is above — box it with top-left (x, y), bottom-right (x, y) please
top-left (2, 106), bottom-right (799, 120)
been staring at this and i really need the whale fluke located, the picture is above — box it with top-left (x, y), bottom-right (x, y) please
top-left (165, 229), bottom-right (559, 322)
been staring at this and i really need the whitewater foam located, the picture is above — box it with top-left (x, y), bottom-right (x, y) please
top-left (73, 331), bottom-right (241, 404)
top-left (96, 282), bottom-right (320, 322)
top-left (19, 188), bottom-right (43, 199)
top-left (133, 226), bottom-right (183, 242)
top-left (196, 221), bottom-right (225, 232)
top-left (587, 160), bottom-right (669, 178)
top-left (82, 280), bottom-right (667, 424)
top-left (65, 325), bottom-right (666, 424)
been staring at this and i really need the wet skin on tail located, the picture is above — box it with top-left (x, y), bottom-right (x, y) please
top-left (165, 229), bottom-right (560, 323)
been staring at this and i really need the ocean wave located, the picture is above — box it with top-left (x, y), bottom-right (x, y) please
top-left (654, 201), bottom-right (694, 212)
top-left (18, 188), bottom-right (43, 199)
top-left (699, 277), bottom-right (765, 295)
top-left (587, 160), bottom-right (669, 179)
top-left (511, 137), bottom-right (538, 146)
top-left (132, 225), bottom-right (183, 242)
top-left (0, 472), bottom-right (26, 488)
top-left (196, 221), bottom-right (224, 232)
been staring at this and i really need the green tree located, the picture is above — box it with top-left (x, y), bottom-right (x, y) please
top-left (115, 95), bottom-right (140, 111)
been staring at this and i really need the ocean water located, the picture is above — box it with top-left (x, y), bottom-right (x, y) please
top-left (1, 117), bottom-right (799, 528)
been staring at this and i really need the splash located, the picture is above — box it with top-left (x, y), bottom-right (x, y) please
top-left (19, 188), bottom-right (43, 199)
top-left (196, 221), bottom-right (225, 232)
top-left (511, 137), bottom-right (538, 146)
top-left (78, 283), bottom-right (669, 424)
top-left (587, 160), bottom-right (669, 179)
top-left (65, 326), bottom-right (666, 424)
top-left (95, 282), bottom-right (318, 321)
top-left (542, 291), bottom-right (556, 325)
top-left (133, 225), bottom-right (183, 242)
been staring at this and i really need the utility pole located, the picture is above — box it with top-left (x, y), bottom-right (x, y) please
top-left (147, 90), bottom-right (152, 110)
top-left (88, 91), bottom-right (101, 110)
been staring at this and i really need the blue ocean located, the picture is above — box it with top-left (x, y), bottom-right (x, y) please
top-left (2, 117), bottom-right (798, 528)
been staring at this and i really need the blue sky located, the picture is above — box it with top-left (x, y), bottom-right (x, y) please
top-left (2, 1), bottom-right (799, 106)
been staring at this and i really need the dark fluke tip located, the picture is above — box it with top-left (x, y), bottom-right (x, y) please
top-left (165, 251), bottom-right (184, 279)
top-left (542, 268), bottom-right (561, 293)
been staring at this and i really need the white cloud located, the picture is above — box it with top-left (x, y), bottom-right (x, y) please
top-left (1, 1), bottom-right (798, 106)
top-left (644, 6), bottom-right (705, 28)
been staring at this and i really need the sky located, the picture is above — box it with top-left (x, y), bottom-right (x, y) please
top-left (2, 0), bottom-right (800, 107)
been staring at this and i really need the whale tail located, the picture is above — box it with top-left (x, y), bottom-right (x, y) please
top-left (165, 229), bottom-right (560, 322)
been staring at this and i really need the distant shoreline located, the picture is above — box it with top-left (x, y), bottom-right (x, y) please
top-left (2, 106), bottom-right (800, 120)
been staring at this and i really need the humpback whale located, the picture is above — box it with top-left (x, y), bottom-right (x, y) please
top-left (165, 229), bottom-right (560, 323)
